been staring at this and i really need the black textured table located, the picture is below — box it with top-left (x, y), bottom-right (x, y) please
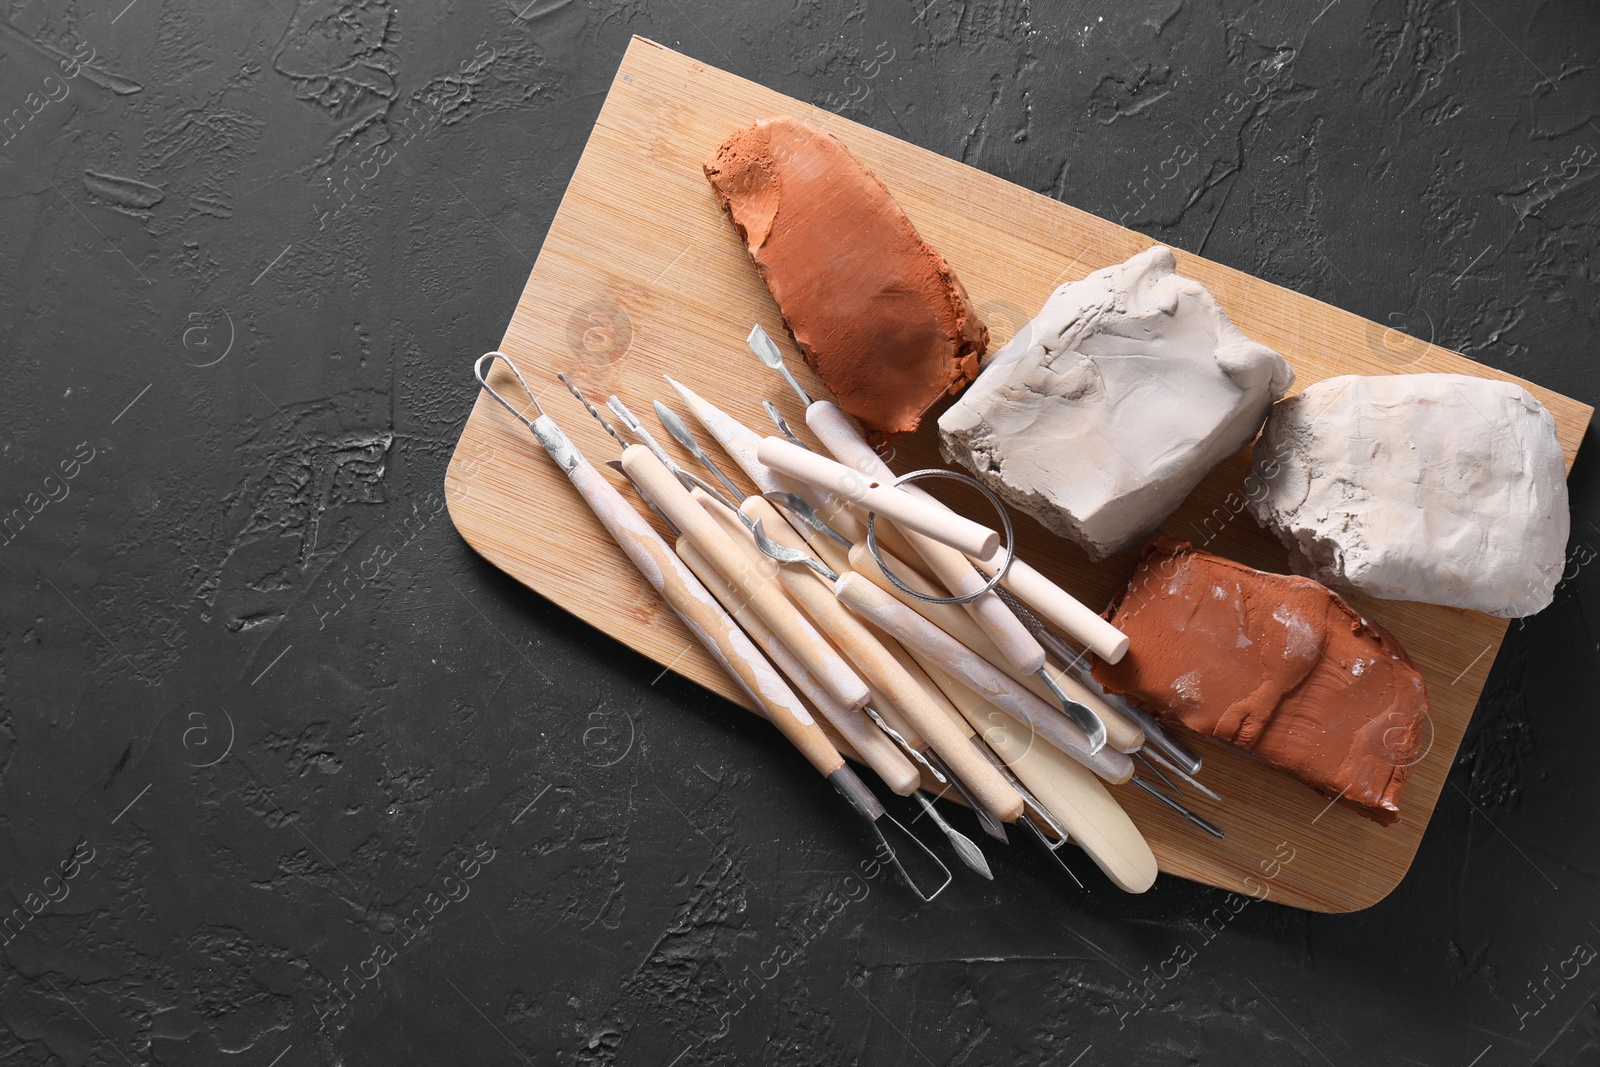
top-left (2, 3), bottom-right (1597, 1065)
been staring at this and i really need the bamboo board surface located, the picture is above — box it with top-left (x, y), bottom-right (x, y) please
top-left (444, 38), bottom-right (1592, 912)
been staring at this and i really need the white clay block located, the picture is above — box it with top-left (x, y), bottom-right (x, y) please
top-left (939, 245), bottom-right (1293, 560)
top-left (1248, 372), bottom-right (1570, 618)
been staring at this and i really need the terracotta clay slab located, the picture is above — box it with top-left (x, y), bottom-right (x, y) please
top-left (444, 37), bottom-right (1591, 912)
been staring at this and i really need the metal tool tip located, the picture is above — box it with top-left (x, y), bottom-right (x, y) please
top-left (747, 324), bottom-right (781, 363)
top-left (872, 812), bottom-right (954, 902)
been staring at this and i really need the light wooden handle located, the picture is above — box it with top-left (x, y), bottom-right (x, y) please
top-left (677, 537), bottom-right (920, 796)
top-left (977, 554), bottom-right (1130, 665)
top-left (804, 401), bottom-right (1046, 675)
top-left (620, 445), bottom-right (871, 711)
top-left (707, 497), bottom-right (1023, 822)
top-left (757, 436), bottom-right (1000, 559)
top-left (849, 544), bottom-right (1145, 755)
top-left (834, 573), bottom-right (1132, 785)
top-left (949, 693), bottom-right (1157, 894)
top-left (564, 461), bottom-right (842, 777)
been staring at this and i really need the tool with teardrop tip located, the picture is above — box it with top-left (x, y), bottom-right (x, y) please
top-left (474, 355), bottom-right (949, 899)
top-left (912, 792), bottom-right (993, 880)
top-left (595, 390), bottom-right (744, 513)
top-left (757, 436), bottom-right (1002, 559)
top-left (748, 323), bottom-right (811, 406)
top-left (655, 400), bottom-right (745, 502)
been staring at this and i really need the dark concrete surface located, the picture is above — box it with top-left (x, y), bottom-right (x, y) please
top-left (2, 1), bottom-right (1598, 1064)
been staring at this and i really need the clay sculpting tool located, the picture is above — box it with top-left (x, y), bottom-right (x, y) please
top-left (911, 793), bottom-right (993, 880)
top-left (847, 542), bottom-right (1224, 839)
top-left (475, 354), bottom-right (950, 898)
top-left (561, 385), bottom-right (872, 713)
top-left (993, 584), bottom-right (1203, 776)
top-left (749, 328), bottom-right (1129, 664)
top-left (600, 422), bottom-right (929, 807)
top-left (757, 435), bottom-right (1001, 559)
top-left (654, 398), bottom-right (1025, 840)
top-left (688, 487), bottom-right (1026, 826)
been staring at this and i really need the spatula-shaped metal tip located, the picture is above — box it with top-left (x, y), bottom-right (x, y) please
top-left (748, 325), bottom-right (812, 406)
top-left (747, 324), bottom-right (783, 366)
top-left (870, 811), bottom-right (954, 902)
top-left (913, 792), bottom-right (993, 881)
top-left (762, 491), bottom-right (853, 549)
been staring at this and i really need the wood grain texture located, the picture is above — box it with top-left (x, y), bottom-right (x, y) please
top-left (444, 37), bottom-right (1593, 912)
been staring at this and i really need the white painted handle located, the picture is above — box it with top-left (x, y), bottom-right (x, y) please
top-left (833, 573), bottom-right (1131, 785)
top-left (756, 436), bottom-right (1000, 559)
top-left (564, 460), bottom-right (842, 777)
top-left (805, 400), bottom-right (1045, 674)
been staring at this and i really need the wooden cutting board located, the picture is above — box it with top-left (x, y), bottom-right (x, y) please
top-left (444, 37), bottom-right (1591, 912)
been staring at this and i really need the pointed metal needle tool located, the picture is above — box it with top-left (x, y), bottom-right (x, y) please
top-left (1018, 815), bottom-right (1084, 888)
top-left (1131, 775), bottom-right (1225, 838)
top-left (912, 792), bottom-right (993, 880)
top-left (655, 400), bottom-right (746, 503)
top-left (1142, 746), bottom-right (1221, 804)
top-left (748, 324), bottom-right (811, 406)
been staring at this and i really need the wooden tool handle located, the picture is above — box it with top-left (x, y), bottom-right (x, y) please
top-left (978, 555), bottom-right (1130, 665)
top-left (621, 446), bottom-right (871, 711)
top-left (947, 692), bottom-right (1157, 894)
top-left (707, 497), bottom-right (1022, 822)
top-left (564, 460), bottom-right (842, 777)
top-left (849, 543), bottom-right (1145, 755)
top-left (677, 537), bottom-right (920, 796)
top-left (804, 400), bottom-right (1045, 675)
top-left (835, 573), bottom-right (1132, 785)
top-left (757, 436), bottom-right (1000, 559)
